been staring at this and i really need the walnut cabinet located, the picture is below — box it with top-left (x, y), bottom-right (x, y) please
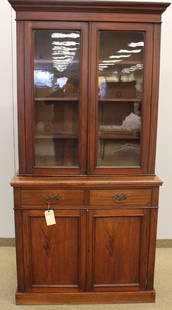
top-left (9, 0), bottom-right (170, 304)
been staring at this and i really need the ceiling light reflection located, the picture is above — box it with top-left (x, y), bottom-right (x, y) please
top-left (51, 33), bottom-right (80, 39)
top-left (109, 55), bottom-right (131, 59)
top-left (52, 41), bottom-right (79, 46)
top-left (117, 49), bottom-right (141, 54)
top-left (128, 41), bottom-right (144, 48)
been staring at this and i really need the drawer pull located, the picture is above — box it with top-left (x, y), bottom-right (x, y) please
top-left (112, 193), bottom-right (128, 202)
top-left (45, 194), bottom-right (61, 204)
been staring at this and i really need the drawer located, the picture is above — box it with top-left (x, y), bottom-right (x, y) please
top-left (21, 189), bottom-right (84, 206)
top-left (90, 189), bottom-right (152, 206)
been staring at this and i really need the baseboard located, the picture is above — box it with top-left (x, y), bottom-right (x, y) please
top-left (156, 239), bottom-right (172, 248)
top-left (0, 238), bottom-right (172, 248)
top-left (0, 238), bottom-right (15, 246)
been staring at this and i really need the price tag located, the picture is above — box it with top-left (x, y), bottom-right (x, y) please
top-left (44, 210), bottom-right (56, 226)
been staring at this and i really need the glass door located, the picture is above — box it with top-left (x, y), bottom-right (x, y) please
top-left (24, 22), bottom-right (88, 175)
top-left (88, 23), bottom-right (153, 175)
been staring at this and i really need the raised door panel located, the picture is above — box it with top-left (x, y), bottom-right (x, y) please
top-left (22, 209), bottom-right (86, 292)
top-left (87, 209), bottom-right (149, 291)
top-left (88, 22), bottom-right (153, 175)
top-left (23, 21), bottom-right (88, 175)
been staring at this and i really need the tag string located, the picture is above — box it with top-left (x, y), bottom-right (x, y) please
top-left (47, 203), bottom-right (51, 210)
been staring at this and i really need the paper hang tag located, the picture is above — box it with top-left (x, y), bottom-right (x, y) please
top-left (44, 210), bottom-right (56, 226)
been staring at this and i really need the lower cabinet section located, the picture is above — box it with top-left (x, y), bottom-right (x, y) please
top-left (12, 177), bottom-right (161, 304)
top-left (20, 208), bottom-right (150, 294)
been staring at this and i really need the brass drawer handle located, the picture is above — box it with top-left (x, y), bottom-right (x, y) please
top-left (44, 194), bottom-right (61, 204)
top-left (112, 193), bottom-right (128, 202)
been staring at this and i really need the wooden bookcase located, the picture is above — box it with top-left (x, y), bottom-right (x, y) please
top-left (9, 0), bottom-right (170, 304)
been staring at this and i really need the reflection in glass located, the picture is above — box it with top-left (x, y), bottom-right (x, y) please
top-left (34, 30), bottom-right (80, 98)
top-left (98, 31), bottom-right (144, 100)
top-left (97, 31), bottom-right (144, 167)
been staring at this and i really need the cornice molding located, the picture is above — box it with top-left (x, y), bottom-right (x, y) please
top-left (8, 0), bottom-right (170, 14)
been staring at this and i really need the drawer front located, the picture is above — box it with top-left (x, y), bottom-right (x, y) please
top-left (90, 189), bottom-right (152, 206)
top-left (21, 189), bottom-right (84, 206)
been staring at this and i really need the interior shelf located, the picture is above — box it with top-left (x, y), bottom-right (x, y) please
top-left (99, 135), bottom-right (139, 140)
top-left (99, 98), bottom-right (142, 102)
top-left (99, 61), bottom-right (143, 65)
top-left (35, 97), bottom-right (78, 102)
top-left (35, 135), bottom-right (78, 139)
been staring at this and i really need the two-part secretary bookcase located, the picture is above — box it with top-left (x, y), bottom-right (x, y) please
top-left (8, 0), bottom-right (170, 304)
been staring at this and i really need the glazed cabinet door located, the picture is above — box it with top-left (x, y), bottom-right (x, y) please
top-left (23, 22), bottom-right (88, 175)
top-left (22, 209), bottom-right (86, 292)
top-left (88, 22), bottom-right (153, 175)
top-left (87, 209), bottom-right (150, 291)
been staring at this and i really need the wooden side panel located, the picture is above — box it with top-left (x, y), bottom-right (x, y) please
top-left (22, 209), bottom-right (86, 292)
top-left (88, 209), bottom-right (150, 291)
top-left (147, 188), bottom-right (159, 289)
top-left (16, 21), bottom-right (26, 174)
top-left (148, 24), bottom-right (161, 174)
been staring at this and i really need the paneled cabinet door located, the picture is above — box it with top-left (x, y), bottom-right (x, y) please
top-left (87, 209), bottom-right (150, 291)
top-left (22, 209), bottom-right (86, 292)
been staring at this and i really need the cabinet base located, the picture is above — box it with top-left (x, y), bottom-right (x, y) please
top-left (16, 290), bottom-right (155, 304)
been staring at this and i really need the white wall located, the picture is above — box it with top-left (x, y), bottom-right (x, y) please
top-left (0, 0), bottom-right (172, 238)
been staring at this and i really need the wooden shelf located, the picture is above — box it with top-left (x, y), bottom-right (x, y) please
top-left (99, 98), bottom-right (141, 102)
top-left (99, 135), bottom-right (139, 140)
top-left (35, 135), bottom-right (78, 139)
top-left (35, 97), bottom-right (78, 102)
top-left (100, 61), bottom-right (143, 65)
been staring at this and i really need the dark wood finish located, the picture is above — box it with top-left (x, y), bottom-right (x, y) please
top-left (16, 11), bottom-right (162, 23)
top-left (9, 0), bottom-right (170, 15)
top-left (87, 209), bottom-right (149, 291)
top-left (16, 21), bottom-right (26, 174)
top-left (9, 0), bottom-right (169, 304)
top-left (22, 209), bottom-right (86, 292)
top-left (90, 189), bottom-right (152, 207)
top-left (148, 24), bottom-right (161, 174)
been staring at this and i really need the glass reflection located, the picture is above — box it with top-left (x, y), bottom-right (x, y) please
top-left (34, 30), bottom-right (80, 97)
top-left (98, 31), bottom-right (144, 100)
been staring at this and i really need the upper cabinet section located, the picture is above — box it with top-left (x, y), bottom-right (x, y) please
top-left (10, 1), bottom-right (170, 176)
